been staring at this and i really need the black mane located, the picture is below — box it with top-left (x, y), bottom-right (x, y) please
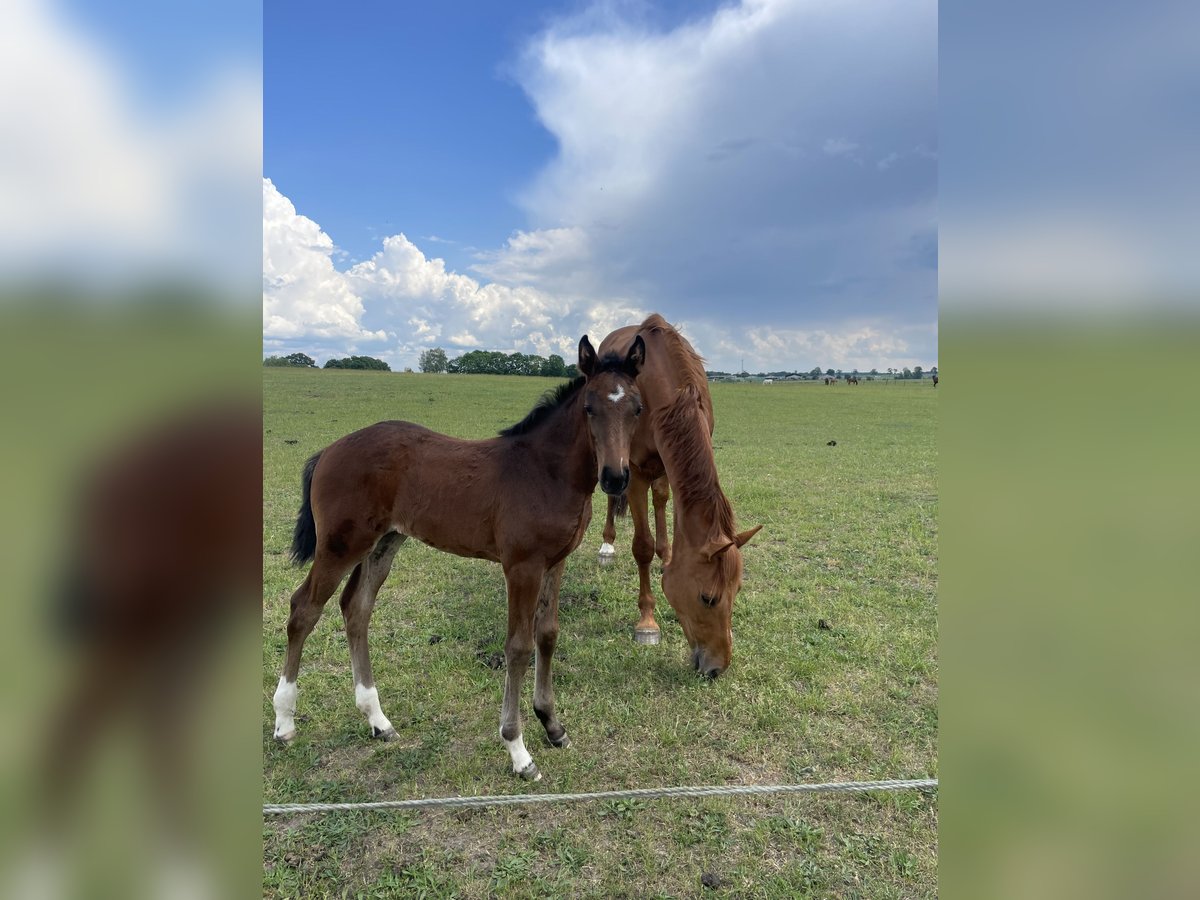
top-left (499, 377), bottom-right (586, 437)
top-left (498, 353), bottom-right (631, 438)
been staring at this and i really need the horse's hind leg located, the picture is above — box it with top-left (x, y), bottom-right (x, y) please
top-left (500, 561), bottom-right (543, 780)
top-left (273, 555), bottom-right (353, 741)
top-left (598, 494), bottom-right (619, 563)
top-left (533, 560), bottom-right (569, 749)
top-left (651, 475), bottom-right (672, 566)
top-left (341, 531), bottom-right (406, 740)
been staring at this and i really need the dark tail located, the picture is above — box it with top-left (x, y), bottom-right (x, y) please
top-left (290, 452), bottom-right (322, 565)
top-left (612, 491), bottom-right (629, 518)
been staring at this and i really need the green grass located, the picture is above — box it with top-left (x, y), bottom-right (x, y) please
top-left (263, 370), bottom-right (937, 898)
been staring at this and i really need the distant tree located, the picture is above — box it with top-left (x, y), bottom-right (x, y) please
top-left (902, 367), bottom-right (913, 379)
top-left (564, 363), bottom-right (579, 379)
top-left (913, 365), bottom-right (924, 379)
top-left (419, 347), bottom-right (449, 373)
top-left (505, 352), bottom-right (546, 377)
top-left (825, 368), bottom-right (835, 377)
top-left (870, 368), bottom-right (879, 376)
top-left (264, 352), bottom-right (316, 368)
top-left (324, 355), bottom-right (390, 371)
top-left (930, 366), bottom-right (938, 375)
top-left (541, 354), bottom-right (567, 378)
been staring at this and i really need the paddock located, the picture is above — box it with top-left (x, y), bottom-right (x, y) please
top-left (263, 370), bottom-right (938, 898)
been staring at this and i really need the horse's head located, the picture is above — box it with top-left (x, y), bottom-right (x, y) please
top-left (661, 524), bottom-right (762, 678)
top-left (577, 334), bottom-right (645, 496)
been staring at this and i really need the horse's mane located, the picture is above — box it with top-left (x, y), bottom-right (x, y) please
top-left (654, 383), bottom-right (736, 541)
top-left (638, 313), bottom-right (708, 392)
top-left (641, 314), bottom-right (737, 543)
top-left (499, 377), bottom-right (586, 437)
top-left (498, 352), bottom-right (632, 438)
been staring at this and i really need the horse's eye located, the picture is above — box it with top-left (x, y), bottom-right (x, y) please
top-left (700, 593), bottom-right (718, 607)
top-left (633, 404), bottom-right (643, 417)
top-left (584, 405), bottom-right (594, 416)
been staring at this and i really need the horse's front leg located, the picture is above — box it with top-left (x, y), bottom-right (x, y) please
top-left (533, 560), bottom-right (570, 749)
top-left (599, 494), bottom-right (619, 563)
top-left (627, 469), bottom-right (660, 644)
top-left (500, 561), bottom-right (544, 780)
top-left (651, 475), bottom-right (672, 566)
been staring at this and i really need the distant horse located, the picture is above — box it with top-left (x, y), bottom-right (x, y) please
top-left (272, 336), bottom-right (646, 780)
top-left (848, 376), bottom-right (860, 385)
top-left (932, 374), bottom-right (938, 387)
top-left (597, 315), bottom-right (761, 677)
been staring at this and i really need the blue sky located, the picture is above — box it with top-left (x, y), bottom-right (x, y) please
top-left (264, 0), bottom-right (938, 373)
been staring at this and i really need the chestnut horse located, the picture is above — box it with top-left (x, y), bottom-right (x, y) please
top-left (596, 315), bottom-right (761, 678)
top-left (272, 336), bottom-right (645, 780)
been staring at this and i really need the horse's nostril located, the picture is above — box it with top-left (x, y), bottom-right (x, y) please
top-left (705, 666), bottom-right (723, 679)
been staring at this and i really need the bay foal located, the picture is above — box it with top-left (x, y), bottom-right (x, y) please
top-left (272, 336), bottom-right (644, 780)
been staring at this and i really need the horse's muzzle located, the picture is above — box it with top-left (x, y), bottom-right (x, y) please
top-left (691, 646), bottom-right (724, 680)
top-left (600, 466), bottom-right (630, 496)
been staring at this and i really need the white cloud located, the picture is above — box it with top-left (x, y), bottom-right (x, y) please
top-left (683, 318), bottom-right (932, 372)
top-left (262, 179), bottom-right (386, 341)
top-left (509, 0), bottom-right (937, 329)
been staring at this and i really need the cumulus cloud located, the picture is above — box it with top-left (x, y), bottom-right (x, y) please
top-left (264, 180), bottom-right (650, 367)
top-left (262, 179), bottom-right (386, 342)
top-left (507, 0), bottom-right (937, 328)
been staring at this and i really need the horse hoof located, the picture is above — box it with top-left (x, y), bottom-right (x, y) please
top-left (551, 732), bottom-right (572, 749)
top-left (518, 762), bottom-right (542, 782)
top-left (372, 726), bottom-right (399, 742)
top-left (634, 628), bottom-right (661, 645)
top-left (598, 543), bottom-right (616, 565)
top-left (274, 729), bottom-right (296, 744)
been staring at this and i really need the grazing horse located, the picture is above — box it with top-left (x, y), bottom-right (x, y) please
top-left (596, 315), bottom-right (761, 678)
top-left (272, 336), bottom-right (646, 780)
top-left (932, 374), bottom-right (939, 387)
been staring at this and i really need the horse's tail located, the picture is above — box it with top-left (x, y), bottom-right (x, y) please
top-left (290, 452), bottom-right (322, 565)
top-left (612, 490), bottom-right (629, 518)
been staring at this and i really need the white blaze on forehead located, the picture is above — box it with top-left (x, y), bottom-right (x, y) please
top-left (608, 384), bottom-right (625, 403)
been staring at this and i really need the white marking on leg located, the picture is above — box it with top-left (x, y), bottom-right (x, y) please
top-left (273, 677), bottom-right (297, 739)
top-left (607, 384), bottom-right (625, 403)
top-left (599, 542), bottom-right (616, 557)
top-left (501, 727), bottom-right (539, 779)
top-left (355, 683), bottom-right (394, 734)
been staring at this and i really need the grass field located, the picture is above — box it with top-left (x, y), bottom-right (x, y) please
top-left (263, 370), bottom-right (938, 898)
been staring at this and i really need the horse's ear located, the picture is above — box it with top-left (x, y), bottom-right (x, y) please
top-left (625, 335), bottom-right (646, 375)
top-left (735, 525), bottom-right (762, 548)
top-left (701, 537), bottom-right (736, 562)
top-left (701, 525), bottom-right (762, 561)
top-left (578, 335), bottom-right (597, 377)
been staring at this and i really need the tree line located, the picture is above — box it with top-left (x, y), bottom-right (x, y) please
top-left (262, 348), bottom-right (576, 376)
top-left (263, 352), bottom-right (392, 371)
